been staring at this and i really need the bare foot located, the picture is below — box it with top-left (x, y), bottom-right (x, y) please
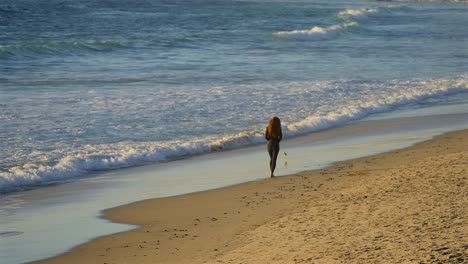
top-left (270, 173), bottom-right (274, 178)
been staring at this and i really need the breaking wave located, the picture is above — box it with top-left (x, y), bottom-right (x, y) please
top-left (273, 22), bottom-right (358, 41)
top-left (273, 5), bottom-right (407, 41)
top-left (337, 7), bottom-right (380, 21)
top-left (1, 75), bottom-right (467, 193)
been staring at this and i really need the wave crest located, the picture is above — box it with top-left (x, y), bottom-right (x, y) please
top-left (337, 7), bottom-right (380, 21)
top-left (1, 75), bottom-right (467, 193)
top-left (273, 22), bottom-right (358, 41)
top-left (0, 131), bottom-right (263, 193)
top-left (0, 40), bottom-right (126, 59)
top-left (273, 5), bottom-right (408, 41)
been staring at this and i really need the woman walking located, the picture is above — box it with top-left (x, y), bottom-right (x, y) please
top-left (265, 117), bottom-right (282, 178)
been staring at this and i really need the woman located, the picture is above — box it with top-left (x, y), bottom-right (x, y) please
top-left (265, 117), bottom-right (282, 178)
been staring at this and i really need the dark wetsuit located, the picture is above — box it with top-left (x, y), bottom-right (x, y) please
top-left (265, 127), bottom-right (282, 174)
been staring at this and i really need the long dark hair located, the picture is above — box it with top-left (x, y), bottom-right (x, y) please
top-left (268, 117), bottom-right (282, 138)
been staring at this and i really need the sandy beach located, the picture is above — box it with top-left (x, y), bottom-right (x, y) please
top-left (3, 1), bottom-right (468, 263)
top-left (35, 129), bottom-right (467, 264)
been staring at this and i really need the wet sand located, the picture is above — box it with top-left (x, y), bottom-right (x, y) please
top-left (35, 129), bottom-right (467, 263)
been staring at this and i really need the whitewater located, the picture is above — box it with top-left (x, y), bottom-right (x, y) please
top-left (1, 0), bottom-right (468, 193)
top-left (2, 1), bottom-right (468, 263)
top-left (1, 76), bottom-right (468, 193)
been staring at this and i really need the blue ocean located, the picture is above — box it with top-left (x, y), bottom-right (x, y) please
top-left (1, 0), bottom-right (468, 263)
top-left (1, 0), bottom-right (467, 193)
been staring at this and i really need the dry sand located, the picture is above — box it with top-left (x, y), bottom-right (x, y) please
top-left (36, 129), bottom-right (467, 264)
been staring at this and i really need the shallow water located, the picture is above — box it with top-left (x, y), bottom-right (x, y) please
top-left (1, 0), bottom-right (468, 262)
top-left (1, 109), bottom-right (467, 264)
top-left (1, 0), bottom-right (468, 192)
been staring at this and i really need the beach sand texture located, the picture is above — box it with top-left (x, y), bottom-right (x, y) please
top-left (36, 130), bottom-right (467, 264)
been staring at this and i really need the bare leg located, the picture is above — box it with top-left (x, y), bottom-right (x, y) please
top-left (268, 140), bottom-right (279, 178)
top-left (268, 141), bottom-right (274, 178)
top-left (270, 147), bottom-right (278, 177)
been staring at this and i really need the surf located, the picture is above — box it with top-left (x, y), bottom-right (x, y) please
top-left (273, 5), bottom-right (408, 41)
top-left (1, 75), bottom-right (467, 193)
top-left (273, 22), bottom-right (359, 41)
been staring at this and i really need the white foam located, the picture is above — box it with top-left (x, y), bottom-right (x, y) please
top-left (0, 133), bottom-right (262, 193)
top-left (1, 76), bottom-right (467, 193)
top-left (273, 5), bottom-right (407, 41)
top-left (285, 77), bottom-right (468, 135)
top-left (337, 8), bottom-right (380, 21)
top-left (273, 22), bottom-right (358, 41)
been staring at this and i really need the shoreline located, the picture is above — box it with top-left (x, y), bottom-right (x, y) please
top-left (34, 128), bottom-right (467, 263)
top-left (3, 112), bottom-right (466, 264)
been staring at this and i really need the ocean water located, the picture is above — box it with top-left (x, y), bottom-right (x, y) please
top-left (1, 0), bottom-right (468, 193)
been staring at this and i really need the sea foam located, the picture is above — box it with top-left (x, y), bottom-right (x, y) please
top-left (337, 8), bottom-right (380, 21)
top-left (273, 5), bottom-right (402, 41)
top-left (273, 22), bottom-right (358, 41)
top-left (1, 76), bottom-right (467, 193)
top-left (285, 78), bottom-right (468, 134)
